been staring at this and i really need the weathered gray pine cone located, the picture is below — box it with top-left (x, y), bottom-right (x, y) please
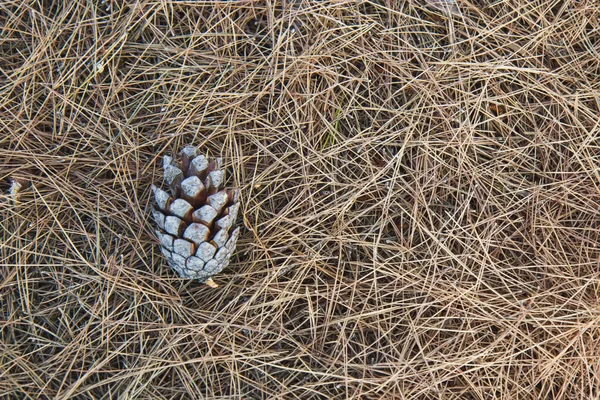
top-left (151, 146), bottom-right (240, 286)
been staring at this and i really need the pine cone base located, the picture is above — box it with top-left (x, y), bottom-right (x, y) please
top-left (151, 146), bottom-right (240, 283)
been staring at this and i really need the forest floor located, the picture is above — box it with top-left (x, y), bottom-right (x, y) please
top-left (2, 1), bottom-right (600, 399)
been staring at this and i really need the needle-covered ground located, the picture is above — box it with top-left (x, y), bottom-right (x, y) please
top-left (1, 1), bottom-right (600, 399)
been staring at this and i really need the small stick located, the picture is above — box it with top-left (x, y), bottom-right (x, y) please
top-left (205, 278), bottom-right (219, 288)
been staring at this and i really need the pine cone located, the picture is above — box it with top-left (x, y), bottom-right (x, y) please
top-left (151, 146), bottom-right (240, 286)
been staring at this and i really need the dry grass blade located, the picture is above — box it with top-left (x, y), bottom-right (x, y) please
top-left (2, 0), bottom-right (600, 399)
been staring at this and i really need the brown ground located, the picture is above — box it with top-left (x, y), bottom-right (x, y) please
top-left (2, 1), bottom-right (600, 399)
